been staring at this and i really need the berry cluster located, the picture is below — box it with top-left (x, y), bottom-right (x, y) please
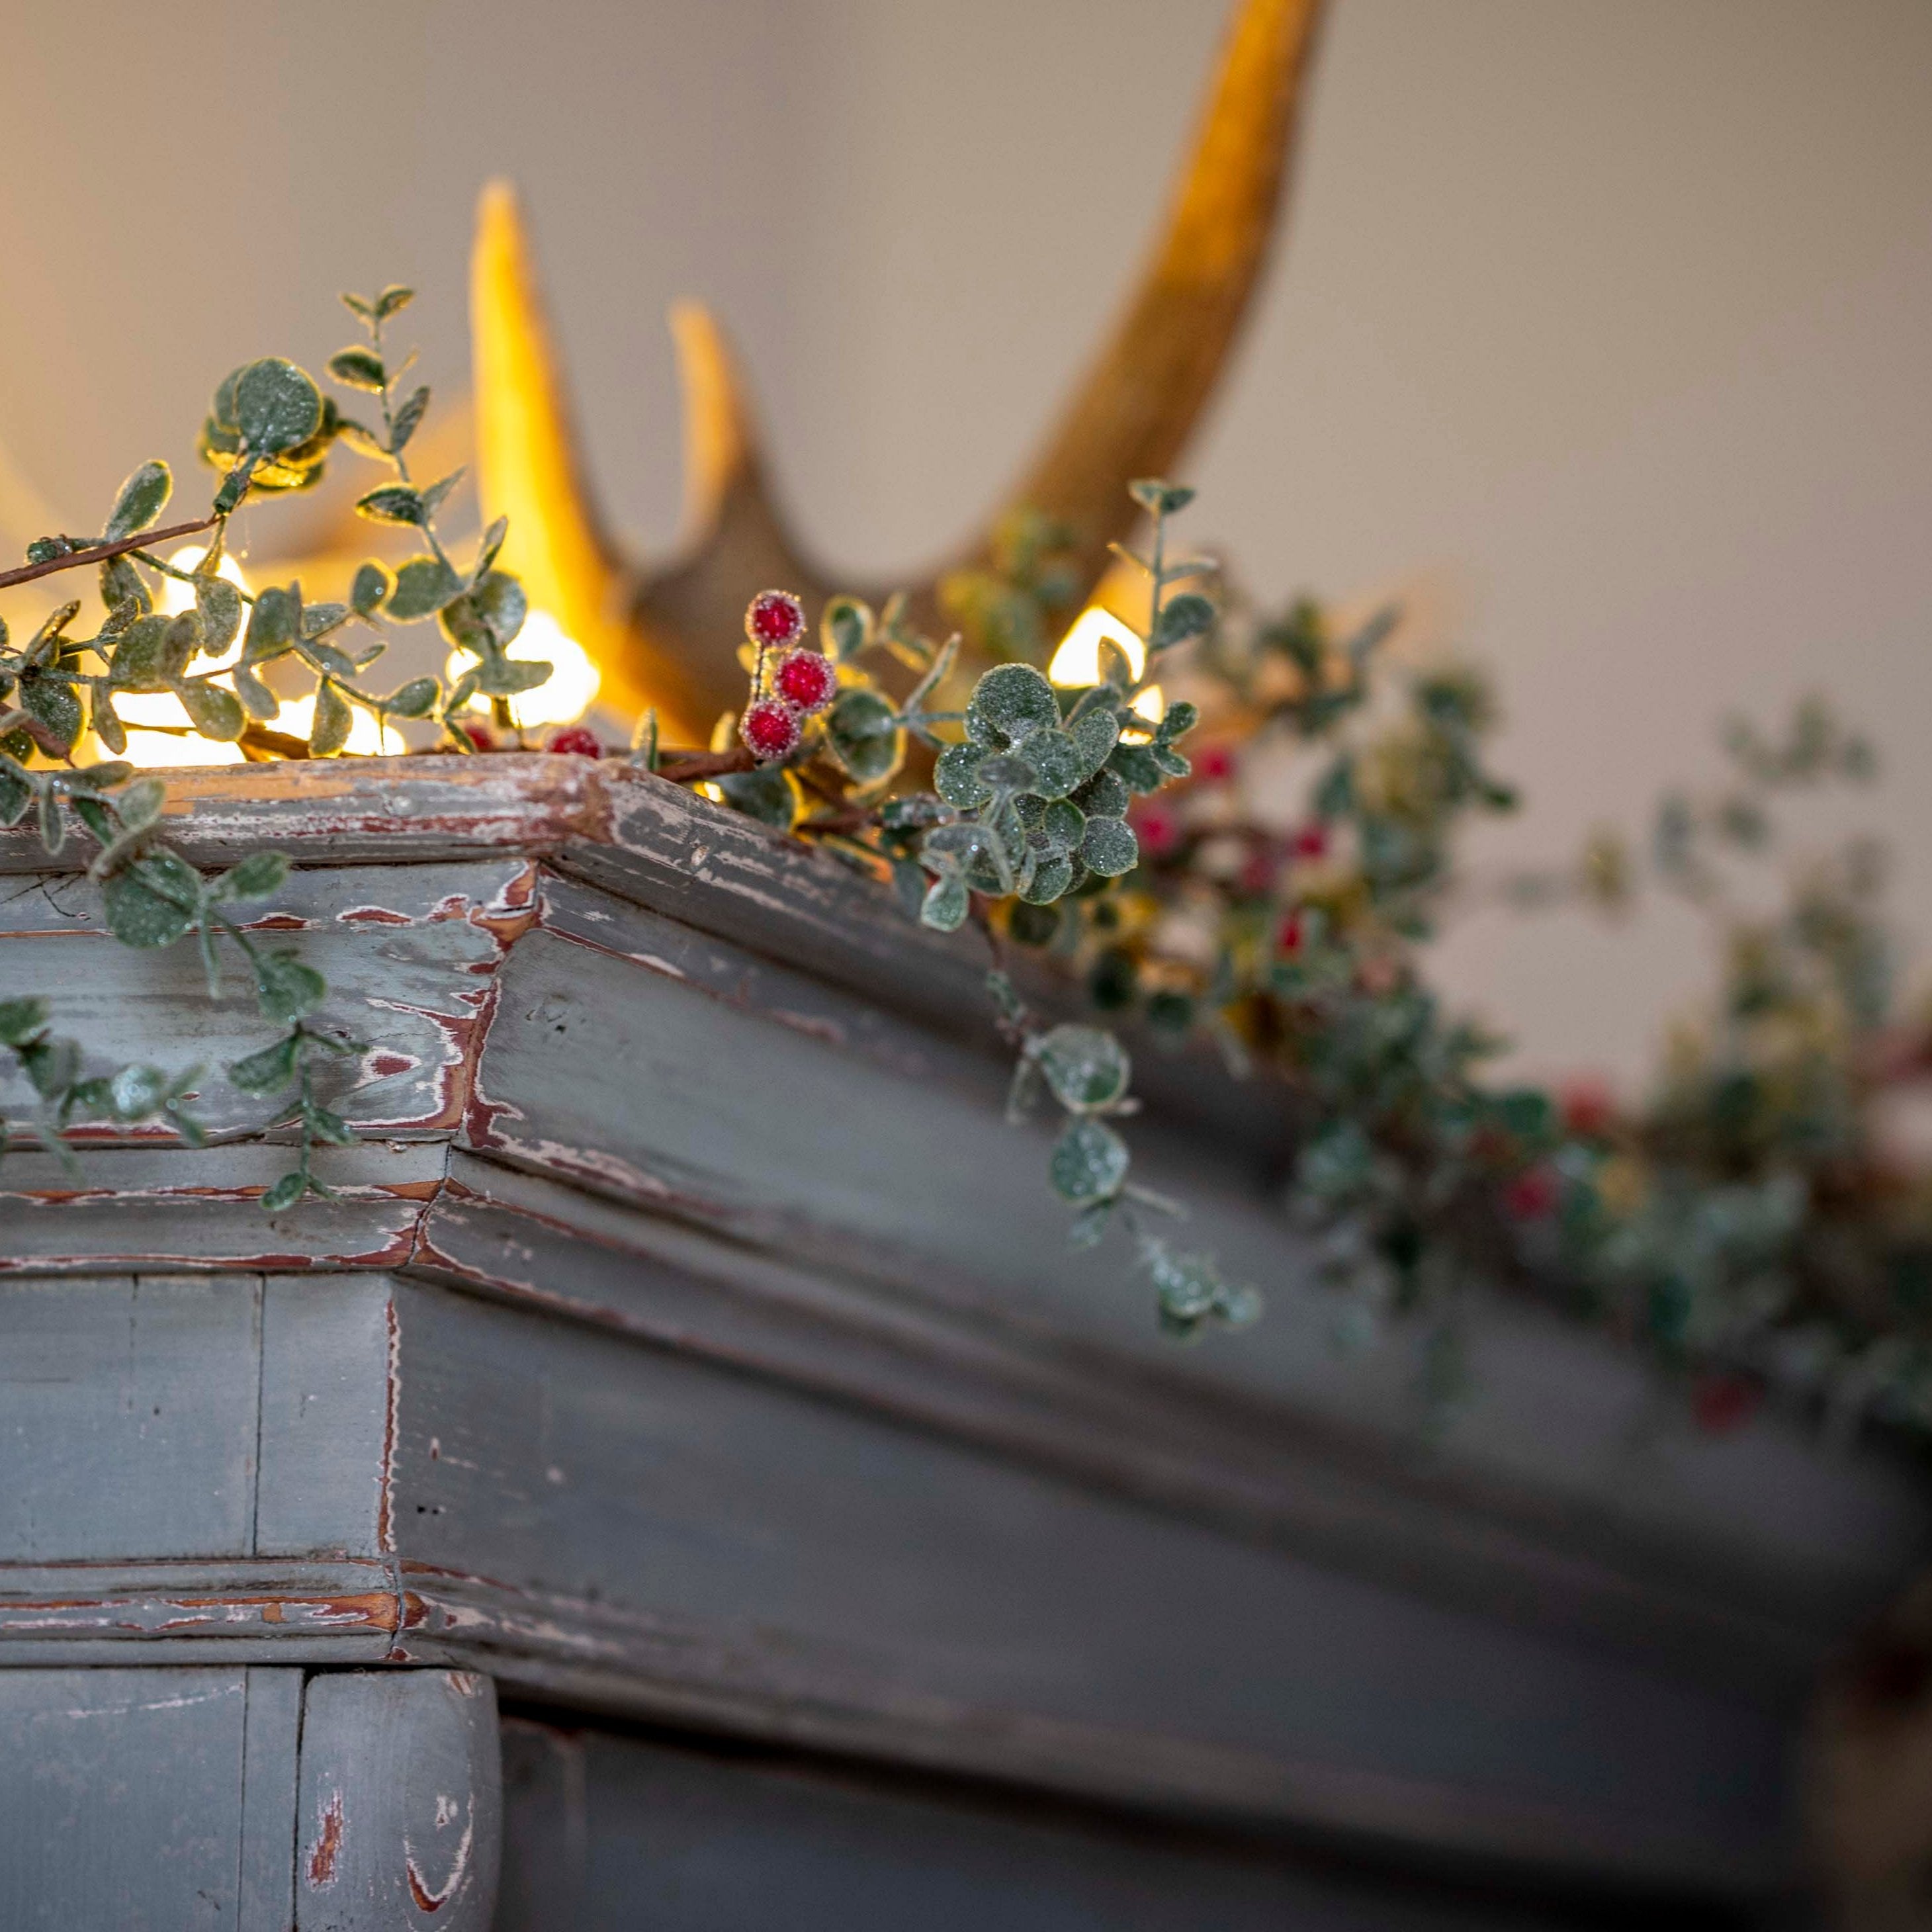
top-left (738, 590), bottom-right (836, 764)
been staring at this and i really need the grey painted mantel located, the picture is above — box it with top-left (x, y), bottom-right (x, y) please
top-left (1, 754), bottom-right (1925, 1928)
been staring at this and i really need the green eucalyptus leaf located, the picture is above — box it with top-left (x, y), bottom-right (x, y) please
top-left (245, 586), bottom-right (300, 662)
top-left (976, 752), bottom-right (1038, 795)
top-left (91, 687), bottom-right (127, 755)
top-left (115, 777), bottom-right (167, 830)
top-left (1018, 854), bottom-right (1075, 905)
top-left (920, 866), bottom-right (971, 932)
top-left (300, 603), bottom-right (350, 642)
top-left (1050, 1116), bottom-right (1130, 1206)
top-left (255, 949), bottom-right (326, 1024)
top-left (820, 595), bottom-right (873, 661)
top-left (1020, 728), bottom-right (1083, 800)
top-left (1041, 798), bottom-right (1085, 850)
top-left (103, 461), bottom-right (171, 541)
top-left (1081, 814), bottom-right (1139, 877)
top-left (1071, 706), bottom-right (1120, 778)
top-left (102, 852), bottom-right (200, 949)
top-left (825, 686), bottom-right (902, 785)
top-left (21, 1034), bottom-right (79, 1099)
top-left (935, 744), bottom-right (992, 810)
top-left (0, 766), bottom-right (33, 828)
top-left (19, 674), bottom-right (81, 755)
top-left (306, 1104), bottom-right (355, 1147)
top-left (473, 653), bottom-right (549, 697)
top-left (384, 677), bottom-right (438, 719)
top-left (328, 346), bottom-right (386, 392)
top-left (228, 1033), bottom-right (298, 1095)
top-left (259, 1170), bottom-right (309, 1213)
top-left (419, 469), bottom-right (465, 519)
top-left (390, 385), bottom-right (431, 453)
top-left (1155, 699), bottom-right (1198, 744)
top-left (374, 285), bottom-right (414, 320)
top-left (194, 575), bottom-right (243, 655)
top-left (309, 681), bottom-right (351, 757)
top-left (99, 553), bottom-right (149, 618)
top-left (302, 638), bottom-right (359, 680)
top-left (232, 666), bottom-right (279, 721)
top-left (355, 484), bottom-right (424, 526)
top-left (175, 681), bottom-right (245, 742)
top-left (0, 996), bottom-right (46, 1045)
top-left (969, 662), bottom-right (1059, 742)
top-left (234, 359), bottom-right (322, 455)
top-left (1153, 593), bottom-right (1214, 649)
top-left (109, 615), bottom-right (175, 688)
top-left (1129, 478), bottom-right (1194, 517)
top-left (107, 1063), bottom-right (169, 1119)
top-left (1036, 1025), bottom-right (1130, 1112)
top-left (220, 850), bottom-right (290, 901)
top-left (715, 766), bottom-right (801, 831)
top-left (387, 556), bottom-right (462, 621)
top-left (350, 562), bottom-right (391, 615)
top-left (1107, 744), bottom-right (1165, 795)
top-left (472, 515), bottom-right (509, 580)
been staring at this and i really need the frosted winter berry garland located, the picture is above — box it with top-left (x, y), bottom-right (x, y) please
top-left (5, 282), bottom-right (1932, 1436)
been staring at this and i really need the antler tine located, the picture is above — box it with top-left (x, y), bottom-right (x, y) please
top-left (942, 0), bottom-right (1325, 593)
top-left (631, 302), bottom-right (826, 729)
top-left (470, 181), bottom-right (652, 721)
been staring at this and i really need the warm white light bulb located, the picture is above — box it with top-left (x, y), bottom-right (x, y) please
top-left (1047, 605), bottom-right (1146, 687)
top-left (117, 546), bottom-right (255, 764)
top-left (278, 693), bottom-right (394, 756)
top-left (1131, 683), bottom-right (1165, 724)
top-left (444, 609), bottom-right (599, 728)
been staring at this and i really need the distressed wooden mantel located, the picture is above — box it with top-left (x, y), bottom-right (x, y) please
top-left (2, 754), bottom-right (1927, 1927)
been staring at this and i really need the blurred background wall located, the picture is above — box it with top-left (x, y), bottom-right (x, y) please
top-left (2, 0), bottom-right (1927, 1089)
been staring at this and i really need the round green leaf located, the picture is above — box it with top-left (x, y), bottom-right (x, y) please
top-left (103, 853), bottom-right (200, 949)
top-left (1071, 706), bottom-right (1120, 778)
top-left (1049, 1117), bottom-right (1129, 1206)
top-left (1020, 728), bottom-right (1082, 799)
top-left (920, 867), bottom-right (969, 932)
top-left (825, 687), bottom-right (902, 785)
top-left (351, 562), bottom-right (392, 616)
top-left (1035, 1024), bottom-right (1131, 1111)
top-left (233, 359), bottom-right (322, 455)
top-left (1041, 799), bottom-right (1085, 852)
top-left (388, 556), bottom-right (462, 622)
top-left (1080, 814), bottom-right (1139, 877)
top-left (1018, 854), bottom-right (1074, 905)
top-left (177, 681), bottom-right (245, 742)
top-left (968, 662), bottom-right (1059, 742)
top-left (935, 743), bottom-right (992, 810)
top-left (1074, 769), bottom-right (1130, 818)
top-left (255, 949), bottom-right (326, 1024)
top-left (104, 461), bottom-right (172, 541)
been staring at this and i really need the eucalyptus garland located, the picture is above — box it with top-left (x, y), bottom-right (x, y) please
top-left (5, 283), bottom-right (1931, 1439)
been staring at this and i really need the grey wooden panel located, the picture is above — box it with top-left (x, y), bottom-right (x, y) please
top-left (240, 1667), bottom-right (304, 1932)
top-left (382, 1279), bottom-right (1793, 1886)
top-left (463, 924), bottom-right (1931, 1632)
top-left (296, 1669), bottom-right (500, 1929)
top-left (0, 1272), bottom-right (260, 1560)
top-left (0, 1143), bottom-right (442, 1274)
top-left (0, 859), bottom-right (535, 1140)
top-left (257, 1273), bottom-right (396, 1559)
top-left (0, 1666), bottom-right (253, 1929)
top-left (496, 1718), bottom-right (1626, 1932)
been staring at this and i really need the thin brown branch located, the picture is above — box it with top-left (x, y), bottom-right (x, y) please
top-left (652, 746), bottom-right (756, 783)
top-left (0, 517), bottom-right (219, 593)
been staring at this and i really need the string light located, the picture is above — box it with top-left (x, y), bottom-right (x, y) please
top-left (1047, 605), bottom-right (1145, 687)
top-left (444, 609), bottom-right (598, 728)
top-left (116, 545), bottom-right (251, 767)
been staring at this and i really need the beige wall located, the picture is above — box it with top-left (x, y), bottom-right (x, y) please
top-left (3, 0), bottom-right (1929, 1085)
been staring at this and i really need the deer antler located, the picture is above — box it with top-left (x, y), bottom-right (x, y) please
top-left (478, 0), bottom-right (1326, 745)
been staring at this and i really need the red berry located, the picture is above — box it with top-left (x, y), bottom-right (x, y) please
top-left (1276, 908), bottom-right (1304, 953)
top-left (1503, 1165), bottom-right (1559, 1221)
top-left (1559, 1076), bottom-right (1616, 1139)
top-left (1293, 822), bottom-right (1329, 861)
top-left (746, 590), bottom-right (806, 648)
top-left (1194, 742), bottom-right (1237, 784)
top-left (771, 648), bottom-right (837, 715)
top-left (740, 697), bottom-right (801, 763)
top-left (1238, 847), bottom-right (1276, 896)
top-left (1131, 803), bottom-right (1180, 857)
top-left (548, 725), bottom-right (602, 759)
top-left (1690, 1371), bottom-right (1761, 1437)
top-left (462, 723), bottom-right (496, 752)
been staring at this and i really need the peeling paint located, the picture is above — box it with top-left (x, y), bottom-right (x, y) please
top-left (306, 1790), bottom-right (345, 1888)
top-left (404, 1810), bottom-right (474, 1913)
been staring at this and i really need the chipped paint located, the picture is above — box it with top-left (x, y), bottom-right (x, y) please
top-left (404, 1808), bottom-right (476, 1913)
top-left (306, 1790), bottom-right (345, 1888)
top-left (379, 1296), bottom-right (402, 1554)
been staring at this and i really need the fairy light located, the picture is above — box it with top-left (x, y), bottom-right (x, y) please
top-left (277, 693), bottom-right (394, 756)
top-left (118, 545), bottom-right (252, 767)
top-left (443, 609), bottom-right (599, 729)
top-left (1047, 604), bottom-right (1146, 687)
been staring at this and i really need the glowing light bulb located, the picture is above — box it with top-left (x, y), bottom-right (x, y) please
top-left (119, 729), bottom-right (245, 769)
top-left (1131, 684), bottom-right (1165, 724)
top-left (1048, 605), bottom-right (1146, 687)
top-left (116, 547), bottom-right (255, 766)
top-left (444, 610), bottom-right (599, 728)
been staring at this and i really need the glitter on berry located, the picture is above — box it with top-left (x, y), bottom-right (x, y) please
top-left (746, 590), bottom-right (806, 648)
top-left (740, 697), bottom-right (802, 763)
top-left (772, 648), bottom-right (838, 715)
top-left (548, 725), bottom-right (603, 759)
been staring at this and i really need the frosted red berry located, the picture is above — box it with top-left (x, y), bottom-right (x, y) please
top-left (740, 697), bottom-right (802, 763)
top-left (1503, 1165), bottom-right (1559, 1221)
top-left (462, 723), bottom-right (496, 752)
top-left (1194, 743), bottom-right (1237, 784)
top-left (548, 725), bottom-right (602, 759)
top-left (746, 590), bottom-right (806, 648)
top-left (1293, 822), bottom-right (1329, 861)
top-left (1276, 908), bottom-right (1304, 953)
top-left (772, 647), bottom-right (837, 715)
